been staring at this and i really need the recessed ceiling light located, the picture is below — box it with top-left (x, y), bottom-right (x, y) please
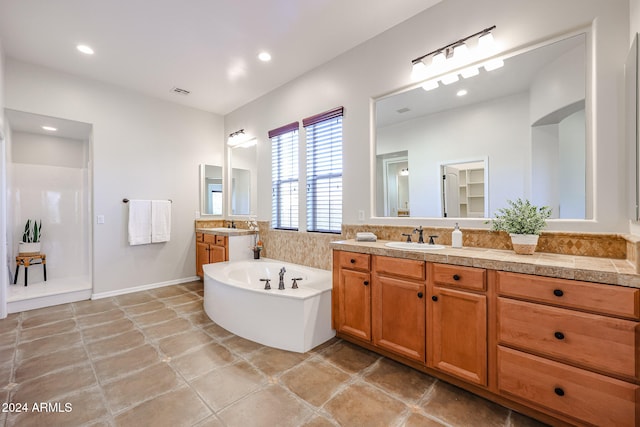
top-left (258, 52), bottom-right (271, 62)
top-left (76, 44), bottom-right (94, 55)
top-left (42, 126), bottom-right (57, 131)
top-left (457, 89), bottom-right (468, 97)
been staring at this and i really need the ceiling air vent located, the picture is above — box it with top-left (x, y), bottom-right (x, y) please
top-left (171, 87), bottom-right (191, 95)
top-left (396, 107), bottom-right (410, 114)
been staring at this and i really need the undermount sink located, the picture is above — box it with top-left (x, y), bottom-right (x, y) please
top-left (385, 242), bottom-right (445, 250)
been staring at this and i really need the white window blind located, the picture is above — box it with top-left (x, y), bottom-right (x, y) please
top-left (270, 122), bottom-right (299, 230)
top-left (304, 107), bottom-right (343, 233)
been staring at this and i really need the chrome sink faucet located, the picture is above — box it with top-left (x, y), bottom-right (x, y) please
top-left (279, 267), bottom-right (286, 290)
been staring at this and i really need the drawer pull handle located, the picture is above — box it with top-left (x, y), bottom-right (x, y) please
top-left (554, 387), bottom-right (565, 397)
top-left (554, 332), bottom-right (565, 340)
top-left (363, 280), bottom-right (369, 286)
top-left (553, 289), bottom-right (564, 297)
top-left (417, 292), bottom-right (423, 298)
top-left (350, 259), bottom-right (356, 264)
top-left (452, 274), bottom-right (460, 281)
top-left (432, 296), bottom-right (438, 302)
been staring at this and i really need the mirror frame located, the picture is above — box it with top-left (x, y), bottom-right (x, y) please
top-left (199, 163), bottom-right (223, 217)
top-left (370, 28), bottom-right (594, 223)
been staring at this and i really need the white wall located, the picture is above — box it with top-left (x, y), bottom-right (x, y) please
top-left (0, 39), bottom-right (7, 317)
top-left (224, 0), bottom-right (628, 232)
top-left (5, 60), bottom-right (224, 295)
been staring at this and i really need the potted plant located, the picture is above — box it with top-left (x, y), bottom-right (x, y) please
top-left (19, 219), bottom-right (42, 255)
top-left (488, 199), bottom-right (552, 255)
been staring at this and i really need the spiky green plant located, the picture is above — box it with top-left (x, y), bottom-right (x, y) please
top-left (488, 199), bottom-right (552, 235)
top-left (22, 219), bottom-right (42, 243)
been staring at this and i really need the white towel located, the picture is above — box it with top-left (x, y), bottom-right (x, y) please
top-left (128, 200), bottom-right (152, 245)
top-left (151, 200), bottom-right (172, 243)
top-left (356, 232), bottom-right (377, 242)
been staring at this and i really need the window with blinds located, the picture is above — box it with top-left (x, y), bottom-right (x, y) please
top-left (304, 107), bottom-right (343, 233)
top-left (269, 122), bottom-right (299, 230)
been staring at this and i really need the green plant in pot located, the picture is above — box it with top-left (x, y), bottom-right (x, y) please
top-left (19, 219), bottom-right (42, 255)
top-left (488, 199), bottom-right (551, 255)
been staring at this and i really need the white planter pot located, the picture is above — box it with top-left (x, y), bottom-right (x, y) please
top-left (19, 242), bottom-right (41, 255)
top-left (509, 234), bottom-right (539, 255)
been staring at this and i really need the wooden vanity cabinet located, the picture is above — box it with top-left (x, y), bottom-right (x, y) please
top-left (334, 251), bottom-right (372, 341)
top-left (496, 271), bottom-right (640, 427)
top-left (427, 263), bottom-right (488, 386)
top-left (195, 233), bottom-right (228, 278)
top-left (372, 256), bottom-right (426, 362)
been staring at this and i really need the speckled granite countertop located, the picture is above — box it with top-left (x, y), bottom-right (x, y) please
top-left (330, 240), bottom-right (640, 288)
top-left (195, 228), bottom-right (256, 236)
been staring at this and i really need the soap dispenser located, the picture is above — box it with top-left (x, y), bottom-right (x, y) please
top-left (452, 223), bottom-right (463, 248)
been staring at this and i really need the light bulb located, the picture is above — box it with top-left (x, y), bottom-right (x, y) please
top-left (452, 43), bottom-right (470, 65)
top-left (484, 58), bottom-right (504, 71)
top-left (478, 32), bottom-right (496, 52)
top-left (421, 79), bottom-right (439, 91)
top-left (431, 51), bottom-right (446, 72)
top-left (411, 61), bottom-right (427, 81)
top-left (441, 73), bottom-right (459, 85)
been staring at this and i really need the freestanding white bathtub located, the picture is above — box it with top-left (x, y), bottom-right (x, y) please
top-left (203, 258), bottom-right (335, 353)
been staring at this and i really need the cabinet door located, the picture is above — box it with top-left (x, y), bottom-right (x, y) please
top-left (373, 275), bottom-right (425, 362)
top-left (196, 241), bottom-right (209, 277)
top-left (429, 286), bottom-right (487, 385)
top-left (337, 269), bottom-right (371, 341)
top-left (209, 244), bottom-right (226, 263)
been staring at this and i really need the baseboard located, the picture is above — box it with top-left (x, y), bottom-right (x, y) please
top-left (91, 276), bottom-right (200, 300)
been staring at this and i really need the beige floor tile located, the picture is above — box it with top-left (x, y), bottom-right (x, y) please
top-left (202, 322), bottom-right (234, 339)
top-left (123, 300), bottom-right (166, 316)
top-left (164, 292), bottom-right (201, 306)
top-left (172, 342), bottom-right (235, 380)
top-left (76, 309), bottom-right (126, 329)
top-left (12, 363), bottom-right (97, 403)
top-left (21, 303), bottom-right (72, 319)
top-left (280, 358), bottom-right (350, 407)
top-left (221, 335), bottom-right (264, 356)
top-left (21, 309), bottom-right (72, 329)
top-left (17, 331), bottom-right (82, 361)
top-left (7, 387), bottom-right (108, 427)
top-left (102, 362), bottom-right (183, 413)
top-left (0, 330), bottom-right (17, 349)
top-left (404, 413), bottom-right (448, 427)
top-left (320, 340), bottom-right (379, 373)
top-left (421, 381), bottom-right (509, 426)
top-left (248, 346), bottom-right (310, 377)
top-left (218, 385), bottom-right (313, 427)
top-left (93, 344), bottom-right (160, 383)
top-left (114, 386), bottom-right (211, 427)
top-left (186, 311), bottom-right (214, 326)
top-left (81, 318), bottom-right (136, 342)
top-left (14, 345), bottom-right (88, 383)
top-left (149, 286), bottom-right (190, 299)
top-left (180, 281), bottom-right (204, 292)
top-left (157, 329), bottom-right (213, 357)
top-left (73, 298), bottom-right (118, 316)
top-left (363, 357), bottom-right (436, 402)
top-left (0, 347), bottom-right (15, 367)
top-left (191, 361), bottom-right (265, 410)
top-left (172, 300), bottom-right (204, 315)
top-left (301, 416), bottom-right (336, 427)
top-left (86, 330), bottom-right (145, 360)
top-left (19, 318), bottom-right (77, 342)
top-left (194, 415), bottom-right (225, 427)
top-left (324, 382), bottom-right (407, 427)
top-left (0, 315), bottom-right (19, 336)
top-left (140, 318), bottom-right (192, 340)
top-left (115, 291), bottom-right (156, 307)
top-left (132, 307), bottom-right (177, 326)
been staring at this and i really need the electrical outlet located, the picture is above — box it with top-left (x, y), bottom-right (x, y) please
top-left (358, 210), bottom-right (365, 221)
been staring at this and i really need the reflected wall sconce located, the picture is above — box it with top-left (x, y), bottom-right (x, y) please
top-left (227, 129), bottom-right (257, 148)
top-left (399, 168), bottom-right (409, 176)
top-left (411, 25), bottom-right (503, 90)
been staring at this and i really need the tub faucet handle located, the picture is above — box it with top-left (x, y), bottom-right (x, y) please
top-left (291, 278), bottom-right (303, 289)
top-left (260, 278), bottom-right (271, 290)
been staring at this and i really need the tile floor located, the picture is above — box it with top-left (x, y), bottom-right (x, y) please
top-left (0, 281), bottom-right (547, 427)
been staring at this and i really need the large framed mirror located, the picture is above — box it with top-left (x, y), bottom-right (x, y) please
top-left (375, 32), bottom-right (589, 219)
top-left (200, 164), bottom-right (223, 216)
top-left (229, 140), bottom-right (257, 216)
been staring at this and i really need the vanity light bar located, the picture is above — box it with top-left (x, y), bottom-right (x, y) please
top-left (228, 129), bottom-right (257, 147)
top-left (411, 25), bottom-right (499, 84)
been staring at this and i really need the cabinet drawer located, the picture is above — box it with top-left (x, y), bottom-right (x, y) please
top-left (498, 346), bottom-right (638, 427)
top-left (338, 251), bottom-right (370, 271)
top-left (432, 263), bottom-right (485, 291)
top-left (215, 235), bottom-right (226, 246)
top-left (498, 297), bottom-right (639, 379)
top-left (203, 234), bottom-right (226, 246)
top-left (374, 256), bottom-right (425, 281)
top-left (497, 271), bottom-right (640, 319)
